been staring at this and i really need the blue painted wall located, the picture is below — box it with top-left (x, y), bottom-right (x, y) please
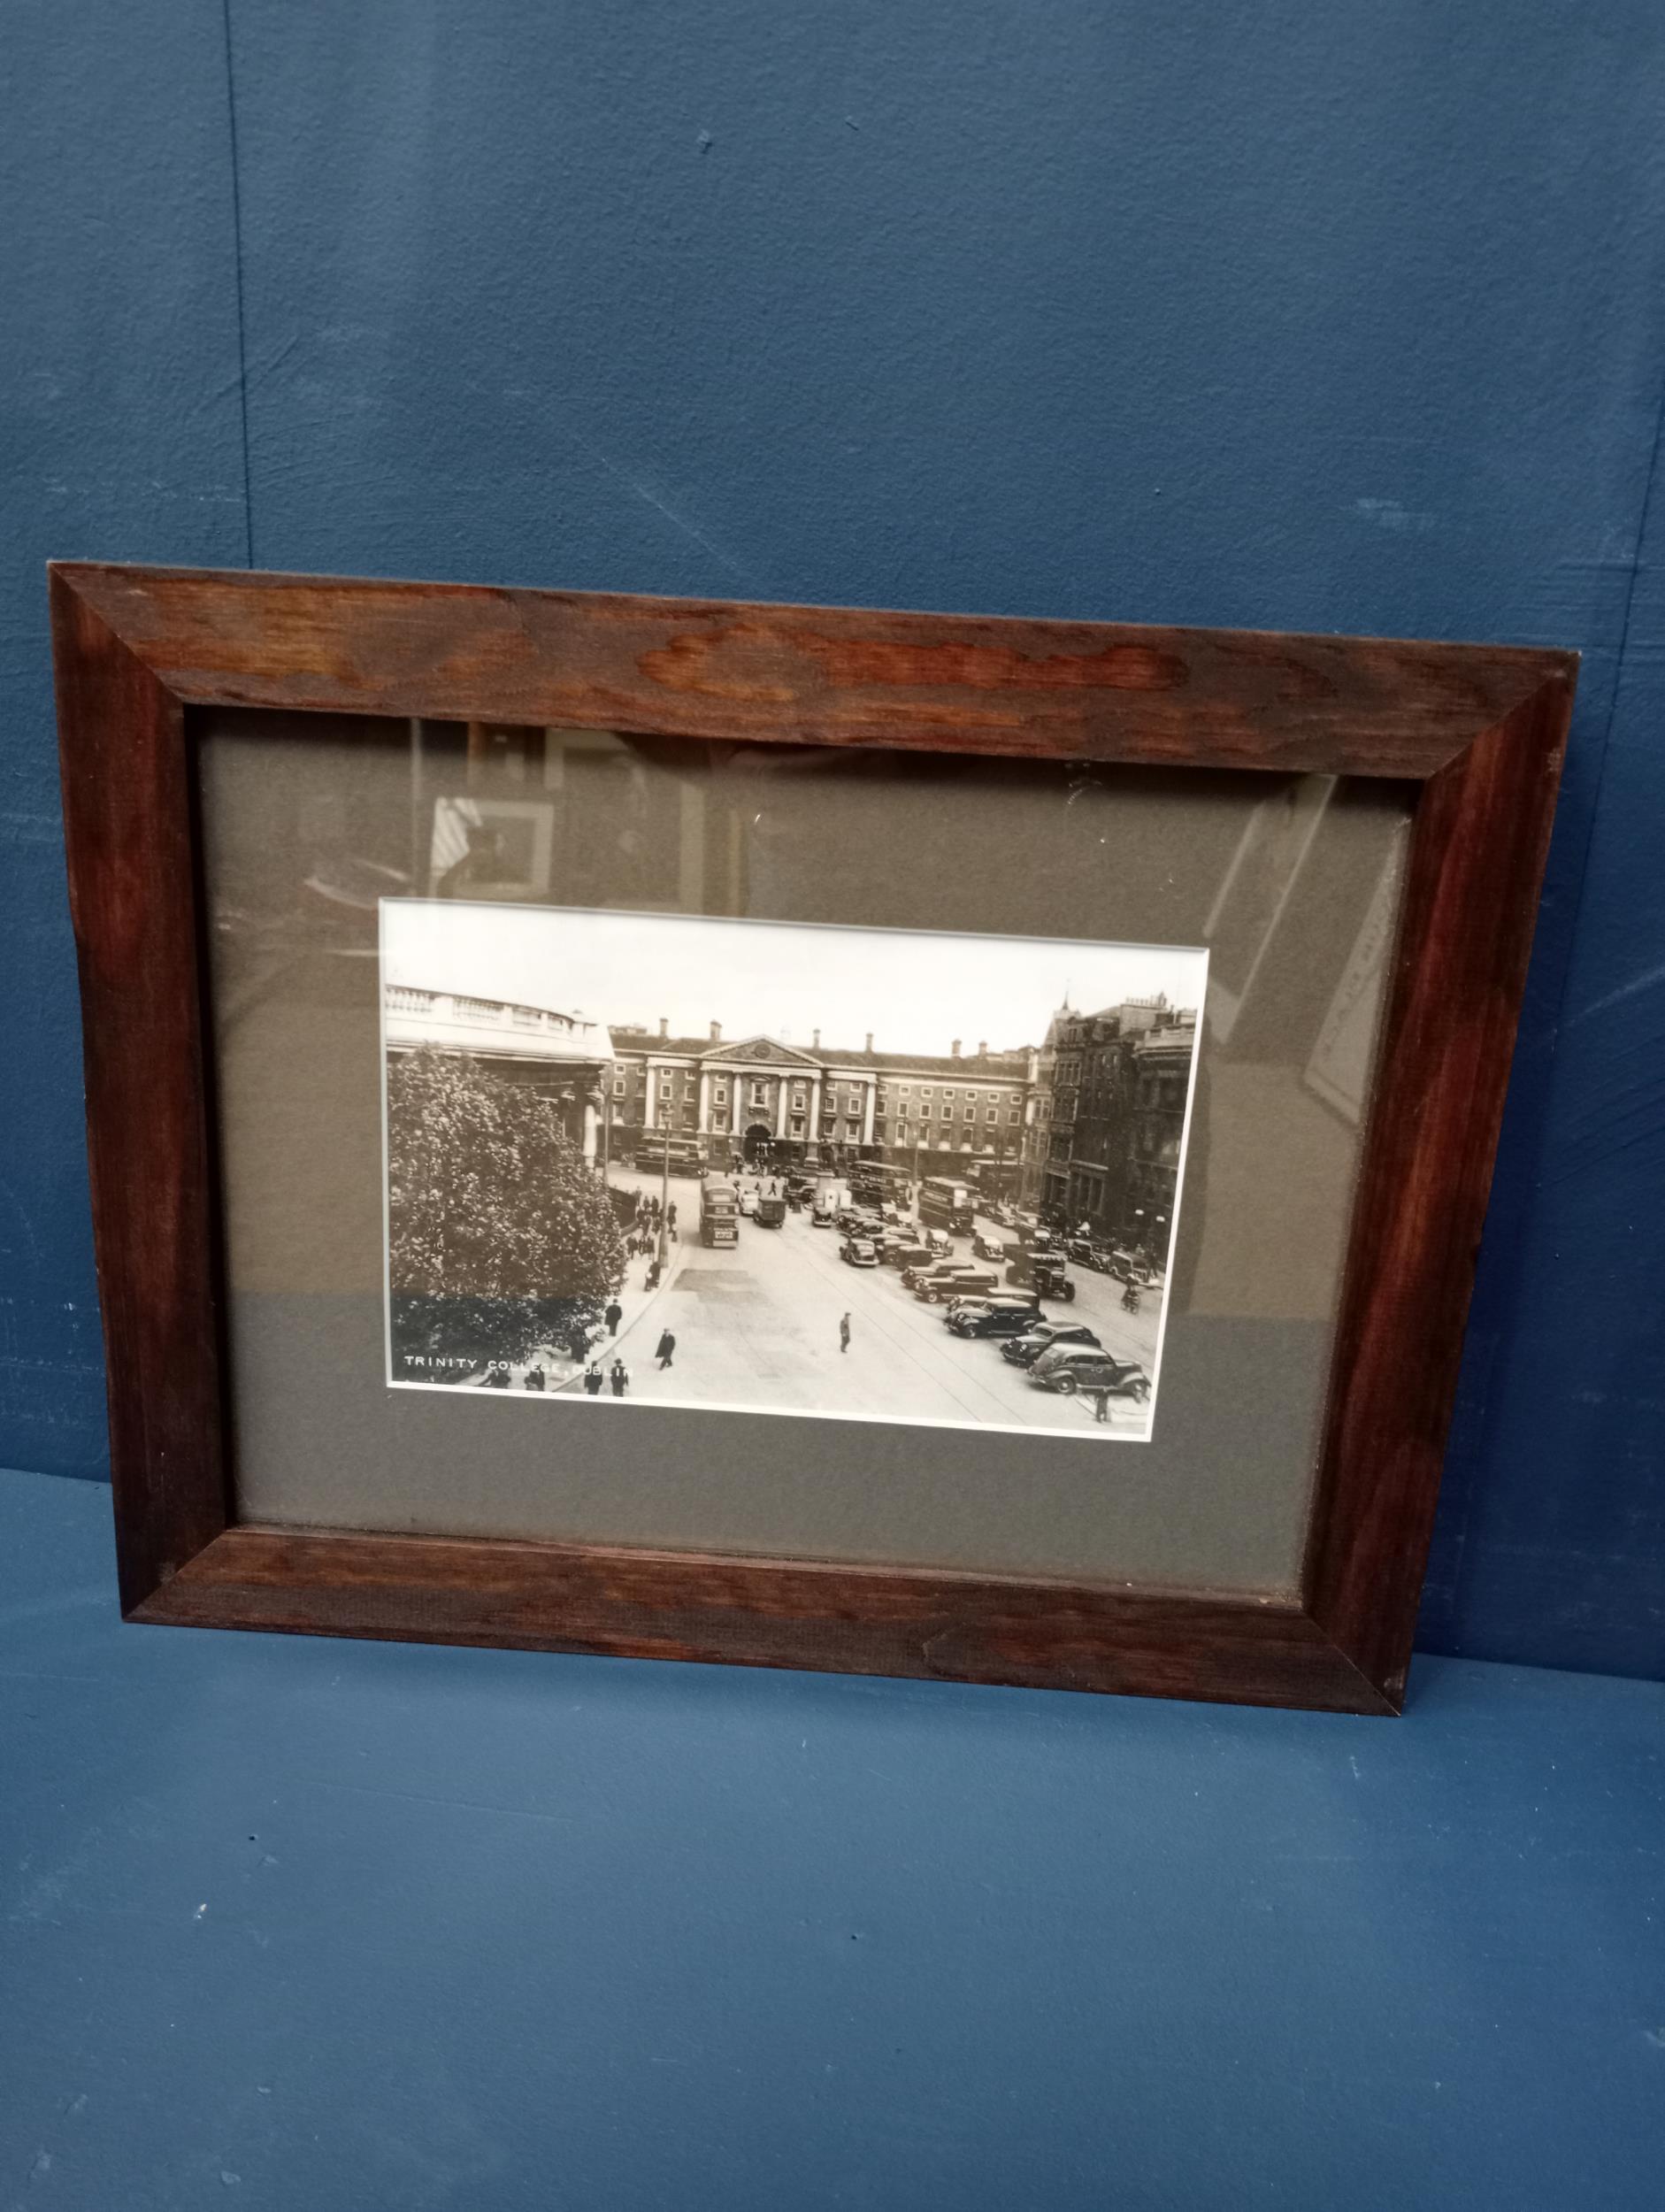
top-left (4, 2), bottom-right (1662, 1674)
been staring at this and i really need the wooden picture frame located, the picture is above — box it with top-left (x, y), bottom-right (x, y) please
top-left (50, 562), bottom-right (1575, 1714)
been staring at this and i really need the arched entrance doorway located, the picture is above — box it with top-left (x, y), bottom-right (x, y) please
top-left (742, 1123), bottom-right (775, 1168)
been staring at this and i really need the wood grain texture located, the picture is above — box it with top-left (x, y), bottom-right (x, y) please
top-left (53, 563), bottom-right (1571, 776)
top-left (50, 572), bottom-right (229, 1609)
top-left (1307, 674), bottom-right (1575, 1698)
top-left (50, 560), bottom-right (1576, 1711)
top-left (138, 1525), bottom-right (1393, 1714)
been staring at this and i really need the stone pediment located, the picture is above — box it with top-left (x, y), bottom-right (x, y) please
top-left (702, 1035), bottom-right (821, 1068)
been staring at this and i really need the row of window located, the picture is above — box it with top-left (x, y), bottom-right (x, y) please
top-left (610, 1064), bottom-right (1023, 1108)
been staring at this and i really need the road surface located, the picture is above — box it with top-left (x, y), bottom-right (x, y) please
top-left (603, 1170), bottom-right (1157, 1437)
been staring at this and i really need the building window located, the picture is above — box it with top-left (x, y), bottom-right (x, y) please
top-left (963, 1105), bottom-right (974, 1121)
top-left (714, 1085), bottom-right (727, 1104)
top-left (791, 1117), bottom-right (803, 1136)
top-left (918, 1104), bottom-right (932, 1118)
top-left (1009, 1109), bottom-right (1021, 1124)
top-left (613, 1078), bottom-right (625, 1095)
top-left (986, 1107), bottom-right (998, 1122)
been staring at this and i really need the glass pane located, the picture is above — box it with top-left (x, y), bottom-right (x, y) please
top-left (196, 710), bottom-right (1411, 1597)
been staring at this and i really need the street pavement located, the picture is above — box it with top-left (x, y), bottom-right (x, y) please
top-left (597, 1169), bottom-right (1159, 1437)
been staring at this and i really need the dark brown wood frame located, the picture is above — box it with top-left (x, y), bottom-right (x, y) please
top-left (50, 562), bottom-right (1576, 1714)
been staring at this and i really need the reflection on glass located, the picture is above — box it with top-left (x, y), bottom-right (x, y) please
top-left (195, 712), bottom-right (1413, 1595)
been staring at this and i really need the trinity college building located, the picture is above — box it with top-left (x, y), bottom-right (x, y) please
top-left (607, 1020), bottom-right (1033, 1184)
top-left (384, 987), bottom-right (1197, 1244)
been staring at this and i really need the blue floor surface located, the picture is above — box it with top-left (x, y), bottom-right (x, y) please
top-left (2, 1467), bottom-right (1661, 2210)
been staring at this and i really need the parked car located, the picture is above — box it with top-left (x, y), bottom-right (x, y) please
top-left (940, 1294), bottom-right (1041, 1328)
top-left (810, 1207), bottom-right (839, 1228)
top-left (1067, 1236), bottom-right (1113, 1271)
top-left (920, 1228), bottom-right (954, 1257)
top-left (1029, 1348), bottom-right (1151, 1402)
top-left (971, 1230), bottom-right (1009, 1263)
top-left (1109, 1248), bottom-right (1157, 1286)
top-left (1005, 1252), bottom-right (1077, 1301)
top-left (840, 1237), bottom-right (879, 1267)
top-left (1001, 1321), bottom-right (1104, 1367)
top-left (885, 1241), bottom-right (933, 1271)
top-left (950, 1302), bottom-right (1051, 1340)
top-left (911, 1266), bottom-right (1000, 1304)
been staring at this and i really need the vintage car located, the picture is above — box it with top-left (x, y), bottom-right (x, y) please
top-left (1000, 1320), bottom-right (1104, 1367)
top-left (908, 1264), bottom-right (999, 1304)
top-left (971, 1230), bottom-right (1009, 1263)
top-left (940, 1291), bottom-right (1042, 1325)
top-left (1028, 1348), bottom-right (1151, 1402)
top-left (738, 1187), bottom-right (759, 1217)
top-left (1066, 1236), bottom-right (1115, 1271)
top-left (840, 1237), bottom-right (879, 1267)
top-left (1004, 1251), bottom-right (1077, 1301)
top-left (885, 1241), bottom-right (934, 1271)
top-left (948, 1301), bottom-right (1051, 1340)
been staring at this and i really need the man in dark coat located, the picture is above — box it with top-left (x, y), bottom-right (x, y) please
top-left (523, 1364), bottom-right (546, 1393)
top-left (604, 1300), bottom-right (623, 1335)
top-left (839, 1312), bottom-right (852, 1355)
top-left (609, 1359), bottom-right (629, 1398)
top-left (656, 1330), bottom-right (676, 1371)
top-left (583, 1362), bottom-right (605, 1397)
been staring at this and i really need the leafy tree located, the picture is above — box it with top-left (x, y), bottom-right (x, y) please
top-left (387, 1047), bottom-right (624, 1378)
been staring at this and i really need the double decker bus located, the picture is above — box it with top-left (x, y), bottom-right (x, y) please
top-left (917, 1175), bottom-right (974, 1236)
top-left (849, 1159), bottom-right (910, 1206)
top-left (700, 1179), bottom-right (740, 1247)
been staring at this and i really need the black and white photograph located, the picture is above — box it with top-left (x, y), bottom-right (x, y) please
top-left (381, 902), bottom-right (1206, 1440)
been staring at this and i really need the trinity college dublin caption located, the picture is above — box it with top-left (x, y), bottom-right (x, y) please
top-left (383, 905), bottom-right (1202, 1440)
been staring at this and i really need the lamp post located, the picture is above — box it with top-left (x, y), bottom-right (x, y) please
top-left (657, 1118), bottom-right (672, 1266)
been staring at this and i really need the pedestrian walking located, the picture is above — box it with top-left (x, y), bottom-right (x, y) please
top-left (484, 1365), bottom-right (510, 1389)
top-left (656, 1329), bottom-right (676, 1370)
top-left (646, 1259), bottom-right (662, 1290)
top-left (609, 1358), bottom-right (629, 1398)
top-left (583, 1362), bottom-right (605, 1397)
top-left (667, 1201), bottom-right (678, 1229)
top-left (1087, 1386), bottom-right (1111, 1425)
top-left (604, 1300), bottom-right (623, 1335)
top-left (523, 1363), bottom-right (546, 1393)
top-left (839, 1312), bottom-right (851, 1355)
